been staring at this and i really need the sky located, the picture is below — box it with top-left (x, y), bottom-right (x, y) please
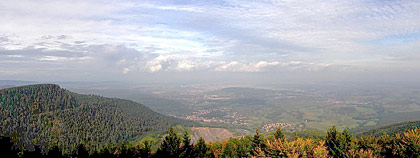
top-left (0, 0), bottom-right (420, 84)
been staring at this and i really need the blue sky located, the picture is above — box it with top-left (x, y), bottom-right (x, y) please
top-left (0, 0), bottom-right (419, 82)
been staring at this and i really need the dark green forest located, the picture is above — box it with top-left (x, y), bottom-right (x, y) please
top-left (0, 84), bottom-right (195, 155)
top-left (352, 121), bottom-right (420, 137)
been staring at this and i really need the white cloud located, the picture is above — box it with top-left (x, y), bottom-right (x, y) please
top-left (7, 55), bottom-right (23, 58)
top-left (146, 63), bottom-right (162, 72)
top-left (149, 4), bottom-right (204, 13)
top-left (176, 60), bottom-right (196, 71)
top-left (144, 56), bottom-right (169, 72)
top-left (122, 67), bottom-right (130, 74)
top-left (39, 56), bottom-right (91, 61)
top-left (0, 0), bottom-right (419, 81)
top-left (213, 60), bottom-right (330, 72)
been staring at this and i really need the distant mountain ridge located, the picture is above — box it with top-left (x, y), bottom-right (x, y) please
top-left (0, 84), bottom-right (195, 154)
top-left (352, 120), bottom-right (420, 136)
top-left (0, 80), bottom-right (37, 89)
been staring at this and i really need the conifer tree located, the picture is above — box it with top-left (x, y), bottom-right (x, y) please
top-left (222, 142), bottom-right (235, 158)
top-left (194, 137), bottom-right (210, 158)
top-left (326, 126), bottom-right (353, 158)
top-left (236, 136), bottom-right (252, 158)
top-left (156, 127), bottom-right (181, 158)
top-left (138, 140), bottom-right (152, 158)
top-left (326, 126), bottom-right (340, 157)
top-left (251, 129), bottom-right (265, 155)
top-left (274, 127), bottom-right (284, 140)
top-left (341, 129), bottom-right (353, 152)
top-left (180, 131), bottom-right (195, 158)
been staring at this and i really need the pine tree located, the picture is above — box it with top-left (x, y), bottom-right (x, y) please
top-left (341, 129), bottom-right (353, 152)
top-left (138, 140), bottom-right (152, 158)
top-left (233, 136), bottom-right (252, 158)
top-left (274, 127), bottom-right (284, 140)
top-left (180, 131), bottom-right (195, 158)
top-left (326, 126), bottom-right (340, 157)
top-left (251, 129), bottom-right (265, 155)
top-left (156, 127), bottom-right (181, 158)
top-left (222, 142), bottom-right (235, 158)
top-left (194, 137), bottom-right (210, 158)
top-left (326, 126), bottom-right (353, 158)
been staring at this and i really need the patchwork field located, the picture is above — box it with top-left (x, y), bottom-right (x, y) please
top-left (66, 82), bottom-right (420, 133)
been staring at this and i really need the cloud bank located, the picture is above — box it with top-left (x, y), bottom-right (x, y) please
top-left (0, 0), bottom-right (419, 82)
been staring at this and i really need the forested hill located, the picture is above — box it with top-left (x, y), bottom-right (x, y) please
top-left (352, 120), bottom-right (420, 136)
top-left (0, 84), bottom-right (195, 154)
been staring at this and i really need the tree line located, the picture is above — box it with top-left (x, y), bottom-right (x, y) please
top-left (1, 126), bottom-right (420, 157)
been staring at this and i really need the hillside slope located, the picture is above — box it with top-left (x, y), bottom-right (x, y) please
top-left (352, 120), bottom-right (420, 136)
top-left (0, 84), bottom-right (194, 153)
top-left (190, 127), bottom-right (233, 143)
